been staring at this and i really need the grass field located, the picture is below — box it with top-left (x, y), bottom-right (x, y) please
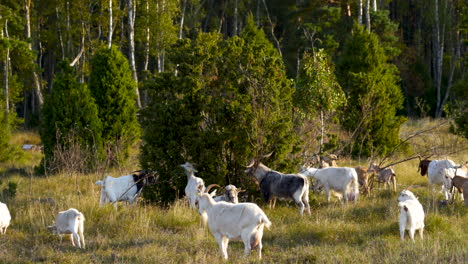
top-left (0, 119), bottom-right (467, 263)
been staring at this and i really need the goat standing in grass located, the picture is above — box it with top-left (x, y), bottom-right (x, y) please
top-left (418, 158), bottom-right (456, 200)
top-left (95, 170), bottom-right (156, 209)
top-left (48, 208), bottom-right (85, 248)
top-left (181, 162), bottom-right (205, 209)
top-left (245, 160), bottom-right (311, 216)
top-left (196, 193), bottom-right (271, 260)
top-left (300, 166), bottom-right (359, 204)
top-left (0, 202), bottom-right (11, 234)
top-left (397, 189), bottom-right (424, 241)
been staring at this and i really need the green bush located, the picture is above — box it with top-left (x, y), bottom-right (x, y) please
top-left (88, 46), bottom-right (140, 165)
top-left (40, 61), bottom-right (103, 173)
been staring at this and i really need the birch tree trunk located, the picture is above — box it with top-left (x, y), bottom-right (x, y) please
top-left (144, 0), bottom-right (150, 71)
top-left (108, 0), bottom-right (113, 48)
top-left (2, 21), bottom-right (9, 114)
top-left (128, 0), bottom-right (142, 108)
top-left (25, 0), bottom-right (44, 110)
top-left (261, 0), bottom-right (282, 58)
top-left (358, 0), bottom-right (363, 25)
top-left (179, 0), bottom-right (187, 39)
top-left (434, 0), bottom-right (445, 117)
top-left (233, 0), bottom-right (238, 36)
top-left (372, 0), bottom-right (377, 12)
top-left (366, 0), bottom-right (371, 32)
top-left (56, 7), bottom-right (65, 59)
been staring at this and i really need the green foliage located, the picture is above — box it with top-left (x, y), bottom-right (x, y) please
top-left (141, 18), bottom-right (298, 203)
top-left (40, 61), bottom-right (103, 173)
top-left (88, 46), bottom-right (140, 165)
top-left (0, 106), bottom-right (13, 162)
top-left (370, 10), bottom-right (401, 59)
top-left (295, 49), bottom-right (346, 115)
top-left (337, 25), bottom-right (406, 157)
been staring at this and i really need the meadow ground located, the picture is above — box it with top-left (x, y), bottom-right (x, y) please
top-left (0, 119), bottom-right (467, 263)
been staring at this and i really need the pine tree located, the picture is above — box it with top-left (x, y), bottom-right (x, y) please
top-left (88, 46), bottom-right (140, 165)
top-left (337, 25), bottom-right (405, 157)
top-left (40, 61), bottom-right (103, 173)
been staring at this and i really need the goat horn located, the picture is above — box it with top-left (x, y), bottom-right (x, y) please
top-left (246, 159), bottom-right (256, 168)
top-left (205, 184), bottom-right (221, 193)
top-left (237, 188), bottom-right (246, 193)
top-left (262, 152), bottom-right (274, 158)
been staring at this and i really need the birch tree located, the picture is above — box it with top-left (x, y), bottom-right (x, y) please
top-left (127, 0), bottom-right (142, 108)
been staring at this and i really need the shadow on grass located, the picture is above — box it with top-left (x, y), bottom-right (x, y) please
top-left (0, 166), bottom-right (31, 177)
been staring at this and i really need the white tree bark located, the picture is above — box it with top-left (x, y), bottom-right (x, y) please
top-left (108, 0), bottom-right (113, 49)
top-left (233, 0), bottom-right (238, 36)
top-left (3, 20), bottom-right (9, 114)
top-left (179, 0), bottom-right (187, 39)
top-left (366, 0), bottom-right (371, 32)
top-left (358, 0), bottom-right (363, 25)
top-left (434, 0), bottom-right (445, 117)
top-left (25, 0), bottom-right (44, 109)
top-left (372, 0), bottom-right (377, 12)
top-left (261, 0), bottom-right (282, 58)
top-left (128, 0), bottom-right (142, 108)
top-left (144, 0), bottom-right (150, 71)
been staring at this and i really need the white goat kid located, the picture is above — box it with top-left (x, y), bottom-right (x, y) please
top-left (0, 202), bottom-right (11, 234)
top-left (181, 162), bottom-right (205, 209)
top-left (196, 193), bottom-right (272, 260)
top-left (300, 166), bottom-right (359, 204)
top-left (48, 208), bottom-right (85, 248)
top-left (397, 190), bottom-right (425, 241)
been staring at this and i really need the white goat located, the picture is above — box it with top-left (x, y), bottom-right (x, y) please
top-left (397, 190), bottom-right (425, 241)
top-left (0, 202), bottom-right (11, 234)
top-left (181, 162), bottom-right (205, 209)
top-left (418, 159), bottom-right (456, 200)
top-left (95, 170), bottom-right (155, 209)
top-left (196, 193), bottom-right (272, 260)
top-left (48, 208), bottom-right (85, 248)
top-left (212, 184), bottom-right (244, 204)
top-left (300, 166), bottom-right (359, 204)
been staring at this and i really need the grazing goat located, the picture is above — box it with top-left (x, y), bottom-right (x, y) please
top-left (397, 189), bottom-right (424, 241)
top-left (181, 162), bottom-right (206, 209)
top-left (443, 169), bottom-right (468, 202)
top-left (355, 166), bottom-right (370, 195)
top-left (212, 184), bottom-right (244, 204)
top-left (368, 163), bottom-right (397, 192)
top-left (245, 161), bottom-right (311, 216)
top-left (96, 170), bottom-right (156, 209)
top-left (418, 159), bottom-right (456, 200)
top-left (196, 193), bottom-right (272, 260)
top-left (300, 166), bottom-right (359, 204)
top-left (0, 202), bottom-right (11, 234)
top-left (48, 208), bottom-right (85, 248)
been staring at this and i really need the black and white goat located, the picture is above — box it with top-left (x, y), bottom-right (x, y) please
top-left (245, 160), bottom-right (311, 216)
top-left (95, 170), bottom-right (157, 209)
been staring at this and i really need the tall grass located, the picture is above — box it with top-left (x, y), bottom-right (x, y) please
top-left (0, 121), bottom-right (467, 263)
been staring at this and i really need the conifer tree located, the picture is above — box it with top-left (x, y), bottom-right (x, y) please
top-left (40, 61), bottom-right (103, 172)
top-left (337, 25), bottom-right (405, 157)
top-left (88, 46), bottom-right (140, 165)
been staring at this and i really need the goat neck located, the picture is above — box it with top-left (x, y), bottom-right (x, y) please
top-left (248, 162), bottom-right (271, 183)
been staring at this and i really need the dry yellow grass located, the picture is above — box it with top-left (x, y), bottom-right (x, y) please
top-left (0, 120), bottom-right (467, 263)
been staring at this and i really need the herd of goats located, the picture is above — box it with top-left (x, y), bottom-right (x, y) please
top-left (0, 155), bottom-right (467, 260)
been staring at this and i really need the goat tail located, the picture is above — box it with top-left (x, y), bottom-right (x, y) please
top-left (260, 214), bottom-right (272, 230)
